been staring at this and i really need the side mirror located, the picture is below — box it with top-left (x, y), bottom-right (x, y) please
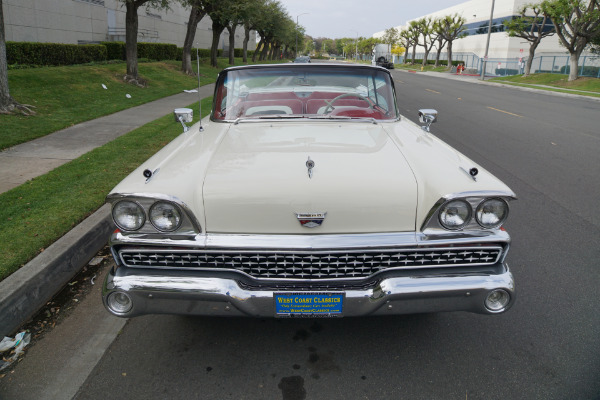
top-left (418, 109), bottom-right (438, 132)
top-left (174, 108), bottom-right (193, 132)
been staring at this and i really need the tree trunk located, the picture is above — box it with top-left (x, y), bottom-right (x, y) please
top-left (524, 39), bottom-right (540, 77)
top-left (568, 52), bottom-right (579, 81)
top-left (210, 21), bottom-right (224, 68)
top-left (260, 40), bottom-right (269, 61)
top-left (411, 44), bottom-right (416, 64)
top-left (0, 0), bottom-right (34, 114)
top-left (434, 48), bottom-right (442, 67)
top-left (182, 5), bottom-right (205, 75)
top-left (446, 41), bottom-right (453, 70)
top-left (252, 39), bottom-right (263, 62)
top-left (0, 0), bottom-right (13, 108)
top-left (243, 25), bottom-right (250, 63)
top-left (125, 1), bottom-right (139, 79)
top-left (227, 25), bottom-right (236, 65)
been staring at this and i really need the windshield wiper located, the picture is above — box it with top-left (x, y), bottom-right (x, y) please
top-left (307, 115), bottom-right (378, 124)
top-left (256, 115), bottom-right (306, 119)
top-left (306, 115), bottom-right (352, 120)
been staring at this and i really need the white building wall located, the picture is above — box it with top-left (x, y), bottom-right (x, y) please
top-left (374, 0), bottom-right (566, 60)
top-left (4, 0), bottom-right (255, 50)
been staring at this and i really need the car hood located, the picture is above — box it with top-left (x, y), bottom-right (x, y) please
top-left (202, 122), bottom-right (418, 234)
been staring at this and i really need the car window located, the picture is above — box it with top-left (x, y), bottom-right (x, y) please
top-left (213, 66), bottom-right (397, 121)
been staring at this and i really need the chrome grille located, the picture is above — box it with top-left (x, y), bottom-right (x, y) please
top-left (118, 246), bottom-right (503, 280)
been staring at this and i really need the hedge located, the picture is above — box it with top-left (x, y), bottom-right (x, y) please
top-left (7, 41), bottom-right (256, 67)
top-left (559, 65), bottom-right (600, 77)
top-left (6, 42), bottom-right (107, 66)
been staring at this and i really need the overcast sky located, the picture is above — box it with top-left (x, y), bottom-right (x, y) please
top-left (277, 0), bottom-right (468, 38)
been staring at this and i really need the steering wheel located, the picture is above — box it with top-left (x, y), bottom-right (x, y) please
top-left (323, 93), bottom-right (373, 114)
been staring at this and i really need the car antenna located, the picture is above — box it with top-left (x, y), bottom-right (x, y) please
top-left (196, 45), bottom-right (204, 132)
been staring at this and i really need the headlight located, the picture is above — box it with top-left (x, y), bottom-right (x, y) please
top-left (149, 201), bottom-right (182, 232)
top-left (438, 199), bottom-right (472, 230)
top-left (113, 200), bottom-right (145, 231)
top-left (476, 198), bottom-right (509, 229)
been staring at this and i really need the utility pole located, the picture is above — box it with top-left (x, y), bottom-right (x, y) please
top-left (480, 0), bottom-right (495, 80)
top-left (296, 13), bottom-right (308, 58)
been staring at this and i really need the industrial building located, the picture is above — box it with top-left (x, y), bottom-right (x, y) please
top-left (374, 0), bottom-right (599, 76)
top-left (3, 0), bottom-right (255, 51)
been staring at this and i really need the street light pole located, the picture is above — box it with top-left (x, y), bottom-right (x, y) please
top-left (296, 13), bottom-right (308, 58)
top-left (480, 0), bottom-right (495, 80)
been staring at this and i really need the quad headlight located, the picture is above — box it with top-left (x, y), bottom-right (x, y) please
top-left (149, 201), bottom-right (182, 232)
top-left (112, 200), bottom-right (145, 231)
top-left (476, 198), bottom-right (509, 229)
top-left (438, 199), bottom-right (472, 230)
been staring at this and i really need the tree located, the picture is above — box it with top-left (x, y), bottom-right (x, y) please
top-left (391, 44), bottom-right (405, 58)
top-left (436, 14), bottom-right (467, 71)
top-left (120, 0), bottom-right (170, 84)
top-left (404, 22), bottom-right (421, 64)
top-left (381, 27), bottom-right (400, 49)
top-left (181, 0), bottom-right (207, 74)
top-left (0, 0), bottom-right (34, 115)
top-left (204, 0), bottom-right (235, 67)
top-left (541, 0), bottom-right (600, 81)
top-left (432, 18), bottom-right (448, 67)
top-left (505, 5), bottom-right (555, 77)
top-left (357, 37), bottom-right (380, 59)
top-left (416, 18), bottom-right (436, 66)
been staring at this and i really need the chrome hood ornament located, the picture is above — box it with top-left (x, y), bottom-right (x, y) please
top-left (295, 212), bottom-right (326, 228)
top-left (306, 156), bottom-right (315, 178)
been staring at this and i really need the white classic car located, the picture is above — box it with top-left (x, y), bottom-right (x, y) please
top-left (103, 63), bottom-right (516, 318)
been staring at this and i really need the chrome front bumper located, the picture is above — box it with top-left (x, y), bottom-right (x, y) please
top-left (102, 263), bottom-right (515, 317)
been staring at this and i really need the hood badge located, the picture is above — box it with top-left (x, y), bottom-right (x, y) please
top-left (306, 156), bottom-right (315, 179)
top-left (296, 212), bottom-right (326, 228)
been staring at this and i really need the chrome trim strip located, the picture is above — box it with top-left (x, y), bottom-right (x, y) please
top-left (110, 230), bottom-right (510, 250)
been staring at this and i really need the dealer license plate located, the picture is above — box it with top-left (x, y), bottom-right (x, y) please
top-left (275, 293), bottom-right (344, 317)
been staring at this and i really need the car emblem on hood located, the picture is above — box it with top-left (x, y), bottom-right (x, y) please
top-left (296, 212), bottom-right (326, 228)
top-left (306, 156), bottom-right (315, 179)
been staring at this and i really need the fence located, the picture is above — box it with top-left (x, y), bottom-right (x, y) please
top-left (408, 52), bottom-right (600, 78)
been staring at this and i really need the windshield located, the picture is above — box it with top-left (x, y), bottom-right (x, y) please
top-left (212, 65), bottom-right (397, 121)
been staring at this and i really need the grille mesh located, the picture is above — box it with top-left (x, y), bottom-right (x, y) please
top-left (119, 247), bottom-right (502, 280)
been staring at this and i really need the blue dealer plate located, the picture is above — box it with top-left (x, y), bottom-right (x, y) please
top-left (275, 293), bottom-right (344, 317)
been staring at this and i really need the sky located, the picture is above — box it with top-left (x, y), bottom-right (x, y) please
top-left (276, 0), bottom-right (468, 39)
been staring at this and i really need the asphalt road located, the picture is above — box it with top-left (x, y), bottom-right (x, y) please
top-left (3, 71), bottom-right (600, 400)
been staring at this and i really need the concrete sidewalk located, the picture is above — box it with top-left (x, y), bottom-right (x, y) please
top-left (0, 84), bottom-right (214, 337)
top-left (0, 84), bottom-right (214, 194)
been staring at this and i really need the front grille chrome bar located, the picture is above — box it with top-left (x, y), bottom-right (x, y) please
top-left (118, 246), bottom-right (503, 281)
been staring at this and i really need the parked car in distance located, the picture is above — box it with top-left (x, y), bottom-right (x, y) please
top-left (293, 56), bottom-right (311, 63)
top-left (375, 56), bottom-right (394, 69)
top-left (103, 63), bottom-right (517, 319)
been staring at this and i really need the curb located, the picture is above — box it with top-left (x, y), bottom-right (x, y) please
top-left (0, 204), bottom-right (114, 337)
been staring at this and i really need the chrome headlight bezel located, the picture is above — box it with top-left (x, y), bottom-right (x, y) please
top-left (475, 198), bottom-right (509, 229)
top-left (438, 199), bottom-right (472, 230)
top-left (112, 200), bottom-right (146, 231)
top-left (108, 194), bottom-right (202, 235)
top-left (149, 201), bottom-right (183, 232)
top-left (421, 191), bottom-right (515, 234)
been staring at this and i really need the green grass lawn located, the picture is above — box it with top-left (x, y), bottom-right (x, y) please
top-left (1, 58), bottom-right (270, 150)
top-left (0, 97), bottom-right (212, 282)
top-left (490, 73), bottom-right (600, 96)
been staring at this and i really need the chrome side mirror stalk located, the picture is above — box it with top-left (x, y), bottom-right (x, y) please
top-left (174, 108), bottom-right (193, 133)
top-left (418, 109), bottom-right (438, 132)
